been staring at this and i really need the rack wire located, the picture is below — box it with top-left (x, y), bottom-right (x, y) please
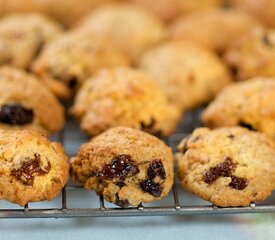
top-left (0, 109), bottom-right (274, 218)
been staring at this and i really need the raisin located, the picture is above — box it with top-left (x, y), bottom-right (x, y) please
top-left (0, 104), bottom-right (33, 125)
top-left (239, 121), bottom-right (255, 131)
top-left (262, 33), bottom-right (273, 47)
top-left (115, 193), bottom-right (129, 208)
top-left (148, 160), bottom-right (166, 180)
top-left (11, 154), bottom-right (51, 185)
top-left (96, 154), bottom-right (139, 180)
top-left (68, 78), bottom-right (77, 89)
top-left (140, 179), bottom-right (163, 197)
top-left (116, 181), bottom-right (125, 188)
top-left (229, 176), bottom-right (248, 190)
top-left (204, 157), bottom-right (235, 184)
top-left (140, 119), bottom-right (162, 137)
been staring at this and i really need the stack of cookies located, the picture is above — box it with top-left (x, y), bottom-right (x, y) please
top-left (0, 0), bottom-right (274, 208)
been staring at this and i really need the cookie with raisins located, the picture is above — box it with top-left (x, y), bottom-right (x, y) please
top-left (201, 78), bottom-right (275, 140)
top-left (0, 13), bottom-right (63, 69)
top-left (224, 27), bottom-right (275, 81)
top-left (75, 3), bottom-right (166, 61)
top-left (176, 127), bottom-right (275, 207)
top-left (0, 66), bottom-right (64, 135)
top-left (32, 32), bottom-right (130, 99)
top-left (138, 41), bottom-right (232, 111)
top-left (70, 67), bottom-right (180, 137)
top-left (0, 130), bottom-right (69, 206)
top-left (71, 127), bottom-right (174, 207)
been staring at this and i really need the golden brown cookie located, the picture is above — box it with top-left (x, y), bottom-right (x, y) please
top-left (0, 13), bottom-right (63, 69)
top-left (138, 41), bottom-right (232, 110)
top-left (0, 66), bottom-right (64, 135)
top-left (169, 8), bottom-right (259, 53)
top-left (176, 127), bottom-right (275, 207)
top-left (0, 129), bottom-right (69, 206)
top-left (202, 78), bottom-right (275, 140)
top-left (0, 0), bottom-right (120, 27)
top-left (230, 0), bottom-right (275, 28)
top-left (75, 3), bottom-right (166, 61)
top-left (131, 0), bottom-right (222, 22)
top-left (224, 26), bottom-right (275, 81)
top-left (32, 32), bottom-right (130, 99)
top-left (71, 127), bottom-right (174, 207)
top-left (70, 67), bottom-right (181, 137)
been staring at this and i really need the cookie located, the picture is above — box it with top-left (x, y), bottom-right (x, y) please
top-left (0, 129), bottom-right (69, 206)
top-left (71, 127), bottom-right (174, 207)
top-left (0, 66), bottom-right (64, 135)
top-left (70, 67), bottom-right (181, 137)
top-left (224, 27), bottom-right (275, 81)
top-left (75, 3), bottom-right (166, 61)
top-left (32, 32), bottom-right (130, 99)
top-left (0, 0), bottom-right (119, 27)
top-left (202, 78), bottom-right (275, 140)
top-left (0, 13), bottom-right (63, 69)
top-left (176, 127), bottom-right (275, 207)
top-left (138, 41), bottom-right (232, 110)
top-left (169, 8), bottom-right (259, 53)
top-left (230, 0), bottom-right (275, 28)
top-left (130, 0), bottom-right (221, 22)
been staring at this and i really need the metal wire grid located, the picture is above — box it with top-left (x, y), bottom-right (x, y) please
top-left (0, 110), bottom-right (275, 218)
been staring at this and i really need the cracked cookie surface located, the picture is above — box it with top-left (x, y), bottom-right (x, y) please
top-left (176, 127), bottom-right (275, 207)
top-left (70, 127), bottom-right (174, 207)
top-left (224, 27), bottom-right (275, 81)
top-left (0, 13), bottom-right (63, 69)
top-left (0, 130), bottom-right (69, 206)
top-left (32, 32), bottom-right (130, 99)
top-left (75, 3), bottom-right (166, 61)
top-left (70, 67), bottom-right (181, 137)
top-left (202, 77), bottom-right (275, 140)
top-left (0, 66), bottom-right (64, 135)
top-left (138, 41), bottom-right (232, 110)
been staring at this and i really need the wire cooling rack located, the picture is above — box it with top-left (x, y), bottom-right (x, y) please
top-left (0, 109), bottom-right (274, 218)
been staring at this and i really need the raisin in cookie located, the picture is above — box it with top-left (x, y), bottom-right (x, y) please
top-left (169, 9), bottom-right (259, 54)
top-left (138, 41), bottom-right (232, 110)
top-left (230, 0), bottom-right (275, 28)
top-left (0, 66), bottom-right (64, 135)
top-left (130, 0), bottom-right (221, 22)
top-left (0, 13), bottom-right (63, 69)
top-left (75, 3), bottom-right (166, 61)
top-left (202, 78), bottom-right (275, 139)
top-left (71, 127), bottom-right (174, 207)
top-left (0, 130), bottom-right (69, 206)
top-left (32, 33), bottom-right (130, 99)
top-left (70, 67), bottom-right (180, 137)
top-left (224, 27), bottom-right (275, 81)
top-left (176, 127), bottom-right (275, 207)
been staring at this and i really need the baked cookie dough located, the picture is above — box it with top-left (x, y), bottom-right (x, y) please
top-left (70, 67), bottom-right (181, 137)
top-left (230, 0), bottom-right (275, 28)
top-left (0, 13), bottom-right (63, 69)
top-left (0, 129), bottom-right (69, 206)
top-left (202, 78), bottom-right (275, 139)
top-left (32, 33), bottom-right (130, 99)
top-left (224, 27), bottom-right (275, 81)
top-left (75, 3), bottom-right (166, 61)
top-left (71, 127), bottom-right (174, 207)
top-left (131, 0), bottom-right (221, 22)
top-left (0, 0), bottom-right (119, 27)
top-left (176, 127), bottom-right (275, 207)
top-left (169, 8), bottom-right (259, 53)
top-left (0, 66), bottom-right (64, 135)
top-left (138, 41), bottom-right (232, 110)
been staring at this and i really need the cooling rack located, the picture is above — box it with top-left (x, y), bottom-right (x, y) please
top-left (0, 109), bottom-right (274, 218)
